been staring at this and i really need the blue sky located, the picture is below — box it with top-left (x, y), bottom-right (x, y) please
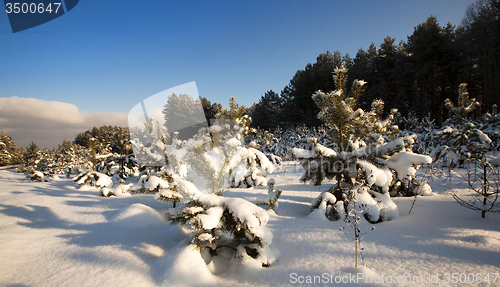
top-left (0, 0), bottom-right (475, 148)
top-left (1, 0), bottom-right (475, 112)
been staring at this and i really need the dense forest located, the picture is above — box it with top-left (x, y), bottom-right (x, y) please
top-left (250, 0), bottom-right (500, 129)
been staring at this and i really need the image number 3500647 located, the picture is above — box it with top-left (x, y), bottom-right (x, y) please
top-left (3, 0), bottom-right (79, 33)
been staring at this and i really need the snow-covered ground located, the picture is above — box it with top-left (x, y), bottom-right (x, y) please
top-left (1, 162), bottom-right (499, 286)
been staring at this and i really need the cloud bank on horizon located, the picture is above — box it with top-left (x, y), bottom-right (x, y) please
top-left (0, 96), bottom-right (128, 149)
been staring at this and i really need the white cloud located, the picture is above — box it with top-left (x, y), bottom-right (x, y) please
top-left (0, 96), bottom-right (128, 149)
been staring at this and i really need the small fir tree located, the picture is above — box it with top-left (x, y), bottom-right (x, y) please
top-left (23, 141), bottom-right (40, 172)
top-left (0, 131), bottom-right (23, 166)
top-left (256, 178), bottom-right (282, 210)
top-left (165, 176), bottom-right (274, 268)
top-left (293, 66), bottom-right (423, 222)
top-left (444, 83), bottom-right (480, 126)
top-left (184, 124), bottom-right (248, 194)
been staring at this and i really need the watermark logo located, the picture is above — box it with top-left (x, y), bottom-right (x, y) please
top-left (4, 0), bottom-right (79, 33)
top-left (128, 81), bottom-right (207, 166)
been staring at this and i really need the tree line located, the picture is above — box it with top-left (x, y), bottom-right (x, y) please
top-left (250, 0), bottom-right (500, 129)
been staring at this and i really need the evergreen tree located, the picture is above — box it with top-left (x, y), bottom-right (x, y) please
top-left (215, 96), bottom-right (252, 138)
top-left (0, 131), bottom-right (23, 166)
top-left (184, 122), bottom-right (249, 195)
top-left (165, 184), bottom-right (275, 267)
top-left (406, 16), bottom-right (460, 122)
top-left (74, 125), bottom-right (129, 154)
top-left (251, 90), bottom-right (283, 130)
top-left (292, 67), bottom-right (424, 223)
top-left (280, 50), bottom-right (349, 127)
top-left (130, 117), bottom-right (169, 167)
top-left (23, 141), bottom-right (40, 171)
top-left (431, 84), bottom-right (486, 168)
top-left (311, 66), bottom-right (368, 151)
top-left (444, 83), bottom-right (480, 125)
top-left (460, 0), bottom-right (500, 108)
top-left (200, 97), bottom-right (222, 126)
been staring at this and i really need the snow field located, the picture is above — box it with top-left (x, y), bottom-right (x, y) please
top-left (0, 161), bottom-right (499, 286)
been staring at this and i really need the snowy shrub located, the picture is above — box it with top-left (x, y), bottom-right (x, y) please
top-left (182, 100), bottom-right (275, 191)
top-left (185, 127), bottom-right (248, 194)
top-left (156, 188), bottom-right (183, 207)
top-left (20, 140), bottom-right (93, 177)
top-left (387, 151), bottom-right (433, 196)
top-left (201, 98), bottom-right (278, 189)
top-left (129, 168), bottom-right (180, 202)
top-left (444, 83), bottom-right (480, 126)
top-left (30, 171), bottom-right (46, 182)
top-left (73, 171), bottom-right (113, 188)
top-left (479, 104), bottom-right (500, 150)
top-left (130, 117), bottom-right (169, 167)
top-left (94, 154), bottom-right (139, 180)
top-left (292, 66), bottom-right (426, 222)
top-left (426, 84), bottom-right (487, 169)
top-left (229, 147), bottom-right (274, 188)
top-left (0, 131), bottom-right (23, 166)
top-left (166, 194), bottom-right (274, 268)
top-left (131, 174), bottom-right (171, 193)
top-left (100, 183), bottom-right (132, 197)
top-left (215, 97), bottom-right (252, 139)
top-left (394, 111), bottom-right (420, 132)
top-left (430, 123), bottom-right (491, 168)
top-left (256, 178), bottom-right (282, 210)
top-left (295, 137), bottom-right (411, 221)
top-left (163, 173), bottom-right (275, 269)
top-left (309, 191), bottom-right (344, 221)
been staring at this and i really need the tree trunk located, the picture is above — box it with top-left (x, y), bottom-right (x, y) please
top-left (482, 161), bottom-right (487, 218)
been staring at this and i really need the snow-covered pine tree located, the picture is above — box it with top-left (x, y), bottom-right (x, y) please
top-left (22, 141), bottom-right (40, 174)
top-left (294, 66), bottom-right (399, 189)
top-left (184, 123), bottom-right (249, 194)
top-left (430, 123), bottom-right (492, 168)
top-left (256, 178), bottom-right (282, 210)
top-left (73, 171), bottom-right (113, 188)
top-left (215, 96), bottom-right (252, 139)
top-left (165, 175), bottom-right (274, 268)
top-left (185, 97), bottom-right (275, 190)
top-left (483, 104), bottom-right (500, 126)
top-left (53, 140), bottom-right (93, 175)
top-left (254, 130), bottom-right (282, 168)
top-left (430, 85), bottom-right (488, 168)
top-left (444, 83), bottom-right (480, 126)
top-left (128, 117), bottom-right (191, 197)
top-left (293, 66), bottom-right (422, 222)
top-left (0, 131), bottom-right (23, 166)
top-left (311, 66), bottom-right (368, 153)
top-left (130, 117), bottom-right (169, 168)
top-left (94, 153), bottom-right (138, 180)
top-left (229, 140), bottom-right (275, 188)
